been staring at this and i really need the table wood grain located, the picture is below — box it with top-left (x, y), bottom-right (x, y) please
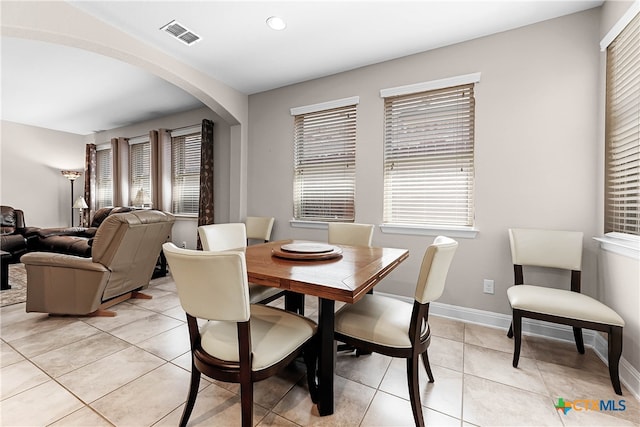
top-left (245, 239), bottom-right (409, 416)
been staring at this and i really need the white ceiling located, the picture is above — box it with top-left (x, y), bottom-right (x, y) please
top-left (1, 0), bottom-right (602, 136)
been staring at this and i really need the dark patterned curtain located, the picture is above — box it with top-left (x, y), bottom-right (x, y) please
top-left (197, 119), bottom-right (214, 249)
top-left (83, 144), bottom-right (97, 227)
top-left (149, 130), bottom-right (159, 208)
top-left (111, 138), bottom-right (121, 207)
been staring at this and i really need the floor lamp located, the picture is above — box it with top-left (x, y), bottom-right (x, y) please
top-left (73, 196), bottom-right (89, 227)
top-left (61, 170), bottom-right (82, 227)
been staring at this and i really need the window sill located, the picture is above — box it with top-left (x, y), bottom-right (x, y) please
top-left (380, 224), bottom-right (478, 238)
top-left (289, 220), bottom-right (479, 239)
top-left (173, 214), bottom-right (198, 221)
top-left (289, 220), bottom-right (329, 230)
top-left (593, 233), bottom-right (640, 260)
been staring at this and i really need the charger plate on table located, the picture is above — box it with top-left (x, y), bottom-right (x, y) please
top-left (272, 242), bottom-right (343, 260)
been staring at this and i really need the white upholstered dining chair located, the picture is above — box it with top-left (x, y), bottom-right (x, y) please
top-left (162, 243), bottom-right (318, 427)
top-left (327, 222), bottom-right (374, 247)
top-left (334, 236), bottom-right (458, 427)
top-left (506, 228), bottom-right (625, 395)
top-left (245, 216), bottom-right (275, 244)
top-left (197, 223), bottom-right (286, 305)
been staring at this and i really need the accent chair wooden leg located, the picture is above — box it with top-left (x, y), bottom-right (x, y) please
top-left (608, 326), bottom-right (623, 396)
top-left (512, 312), bottom-right (522, 368)
top-left (421, 350), bottom-right (435, 383)
top-left (573, 327), bottom-right (585, 354)
top-left (406, 356), bottom-right (425, 427)
top-left (179, 363), bottom-right (201, 427)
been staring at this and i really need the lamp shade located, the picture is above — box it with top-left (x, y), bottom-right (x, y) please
top-left (73, 196), bottom-right (88, 209)
top-left (133, 188), bottom-right (150, 207)
top-left (61, 170), bottom-right (82, 181)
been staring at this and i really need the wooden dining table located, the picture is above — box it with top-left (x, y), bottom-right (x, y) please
top-left (244, 239), bottom-right (409, 416)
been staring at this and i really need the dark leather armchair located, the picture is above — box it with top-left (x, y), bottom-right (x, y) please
top-left (1, 205), bottom-right (37, 262)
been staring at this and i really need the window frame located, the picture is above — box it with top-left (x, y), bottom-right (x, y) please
top-left (128, 136), bottom-right (152, 208)
top-left (95, 143), bottom-right (113, 210)
top-left (170, 127), bottom-right (201, 216)
top-left (380, 73), bottom-right (480, 238)
top-left (596, 5), bottom-right (640, 259)
top-left (290, 96), bottom-right (359, 224)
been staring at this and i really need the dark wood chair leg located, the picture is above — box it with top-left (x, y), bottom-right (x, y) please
top-left (303, 336), bottom-right (319, 403)
top-left (406, 356), bottom-right (425, 427)
top-left (608, 326), bottom-right (623, 395)
top-left (572, 327), bottom-right (585, 354)
top-left (240, 380), bottom-right (253, 427)
top-left (421, 350), bottom-right (434, 383)
top-left (512, 312), bottom-right (522, 368)
top-left (179, 364), bottom-right (201, 427)
top-left (507, 323), bottom-right (513, 338)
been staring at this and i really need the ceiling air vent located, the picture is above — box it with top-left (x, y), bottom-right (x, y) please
top-left (160, 20), bottom-right (201, 46)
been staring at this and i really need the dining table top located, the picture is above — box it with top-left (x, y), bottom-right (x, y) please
top-left (244, 239), bottom-right (410, 304)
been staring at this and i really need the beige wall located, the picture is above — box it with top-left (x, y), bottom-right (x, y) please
top-left (248, 9), bottom-right (601, 312)
top-left (1, 121), bottom-right (86, 227)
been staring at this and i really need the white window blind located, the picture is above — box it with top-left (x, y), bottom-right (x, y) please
top-left (293, 103), bottom-right (357, 221)
top-left (129, 140), bottom-right (151, 207)
top-left (96, 147), bottom-right (113, 209)
top-left (383, 83), bottom-right (476, 227)
top-left (605, 12), bottom-right (639, 236)
top-left (171, 131), bottom-right (201, 215)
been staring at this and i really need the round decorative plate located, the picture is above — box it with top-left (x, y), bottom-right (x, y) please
top-left (281, 242), bottom-right (334, 253)
top-left (272, 244), bottom-right (342, 261)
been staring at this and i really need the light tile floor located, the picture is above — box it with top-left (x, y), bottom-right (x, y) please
top-left (1, 275), bottom-right (638, 426)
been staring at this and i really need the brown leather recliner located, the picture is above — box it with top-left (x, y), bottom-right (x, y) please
top-left (22, 210), bottom-right (175, 316)
top-left (36, 206), bottom-right (136, 257)
top-left (1, 205), bottom-right (37, 263)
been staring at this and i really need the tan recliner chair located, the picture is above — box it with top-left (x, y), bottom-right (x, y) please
top-left (22, 210), bottom-right (175, 316)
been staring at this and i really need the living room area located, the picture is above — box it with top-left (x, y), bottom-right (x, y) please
top-left (2, 1), bottom-right (640, 426)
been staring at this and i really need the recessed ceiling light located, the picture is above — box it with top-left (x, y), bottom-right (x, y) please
top-left (266, 16), bottom-right (286, 31)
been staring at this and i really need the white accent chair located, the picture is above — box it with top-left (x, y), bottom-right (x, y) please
top-left (245, 216), bottom-right (275, 244)
top-left (197, 223), bottom-right (285, 305)
top-left (327, 222), bottom-right (374, 247)
top-left (506, 228), bottom-right (625, 395)
top-left (334, 236), bottom-right (458, 427)
top-left (163, 243), bottom-right (318, 427)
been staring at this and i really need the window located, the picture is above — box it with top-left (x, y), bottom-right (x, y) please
top-left (292, 100), bottom-right (357, 222)
top-left (129, 139), bottom-right (151, 207)
top-left (95, 146), bottom-right (113, 209)
top-left (293, 104), bottom-right (356, 221)
top-left (171, 130), bottom-right (201, 215)
top-left (605, 12), bottom-right (639, 236)
top-left (382, 76), bottom-right (478, 228)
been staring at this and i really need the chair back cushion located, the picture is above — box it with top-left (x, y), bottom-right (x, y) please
top-left (91, 210), bottom-right (174, 299)
top-left (1, 206), bottom-right (25, 234)
top-left (198, 223), bottom-right (247, 251)
top-left (328, 222), bottom-right (374, 247)
top-left (509, 228), bottom-right (582, 270)
top-left (163, 243), bottom-right (251, 322)
top-left (414, 236), bottom-right (458, 304)
top-left (245, 217), bottom-right (275, 241)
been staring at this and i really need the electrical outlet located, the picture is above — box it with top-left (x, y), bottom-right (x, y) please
top-left (483, 279), bottom-right (495, 294)
top-left (181, 241), bottom-right (187, 249)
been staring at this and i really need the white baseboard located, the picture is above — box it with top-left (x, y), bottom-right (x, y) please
top-left (376, 292), bottom-right (640, 400)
